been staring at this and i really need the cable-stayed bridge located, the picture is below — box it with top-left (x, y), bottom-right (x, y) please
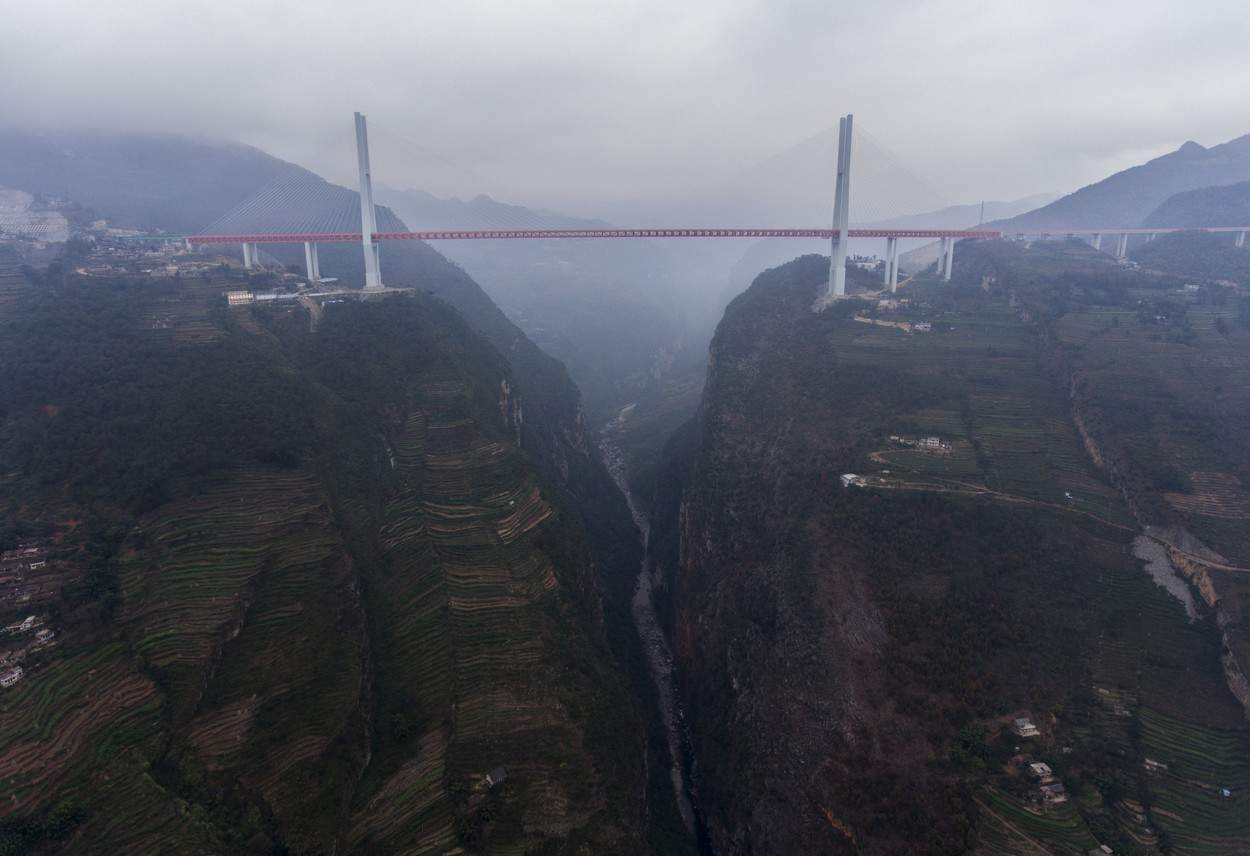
top-left (189, 113), bottom-right (1250, 299)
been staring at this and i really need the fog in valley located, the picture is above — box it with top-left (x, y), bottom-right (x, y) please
top-left (4, 3), bottom-right (1250, 855)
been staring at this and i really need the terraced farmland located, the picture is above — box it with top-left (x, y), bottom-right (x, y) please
top-left (0, 246), bottom-right (26, 311)
top-left (830, 282), bottom-right (1132, 529)
top-left (1138, 708), bottom-right (1250, 854)
top-left (0, 276), bottom-right (649, 853)
top-left (346, 364), bottom-right (625, 852)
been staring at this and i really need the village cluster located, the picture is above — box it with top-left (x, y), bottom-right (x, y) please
top-left (841, 435), bottom-right (953, 489)
top-left (1009, 716), bottom-right (1071, 807)
top-left (0, 545), bottom-right (60, 690)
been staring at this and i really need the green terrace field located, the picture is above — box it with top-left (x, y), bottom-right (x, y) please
top-left (1055, 290), bottom-right (1250, 564)
top-left (1139, 708), bottom-right (1250, 855)
top-left (920, 240), bottom-right (1250, 855)
top-left (832, 280), bottom-right (1133, 529)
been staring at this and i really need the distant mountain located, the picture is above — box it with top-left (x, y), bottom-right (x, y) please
top-left (378, 185), bottom-right (714, 424)
top-left (378, 186), bottom-right (608, 231)
top-left (870, 193), bottom-right (1057, 231)
top-left (1142, 181), bottom-right (1250, 228)
top-left (602, 124), bottom-right (948, 229)
top-left (0, 127), bottom-right (310, 233)
top-left (990, 133), bottom-right (1250, 231)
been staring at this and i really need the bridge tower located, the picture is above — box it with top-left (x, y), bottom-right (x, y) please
top-left (355, 112), bottom-right (384, 291)
top-left (883, 236), bottom-right (899, 291)
top-left (826, 113), bottom-right (854, 300)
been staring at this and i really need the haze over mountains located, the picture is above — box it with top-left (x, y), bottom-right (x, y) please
top-left (991, 133), bottom-right (1250, 231)
top-left (4, 110), bottom-right (1250, 855)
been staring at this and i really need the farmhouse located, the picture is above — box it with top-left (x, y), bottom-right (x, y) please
top-left (840, 474), bottom-right (866, 488)
top-left (1013, 717), bottom-right (1040, 738)
top-left (484, 766), bottom-right (508, 788)
top-left (6, 615), bottom-right (39, 634)
top-left (0, 666), bottom-right (23, 688)
top-left (1039, 783), bottom-right (1068, 804)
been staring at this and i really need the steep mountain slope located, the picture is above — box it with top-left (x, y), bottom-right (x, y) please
top-left (991, 133), bottom-right (1250, 230)
top-left (1143, 180), bottom-right (1250, 228)
top-left (651, 249), bottom-right (1250, 854)
top-left (0, 271), bottom-right (649, 854)
top-left (0, 128), bottom-right (311, 233)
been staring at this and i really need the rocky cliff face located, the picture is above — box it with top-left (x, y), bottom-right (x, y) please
top-left (664, 258), bottom-right (973, 853)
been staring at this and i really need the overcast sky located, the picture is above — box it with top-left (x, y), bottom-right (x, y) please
top-left (4, 0), bottom-right (1250, 218)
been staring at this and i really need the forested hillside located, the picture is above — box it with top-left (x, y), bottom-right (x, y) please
top-left (0, 269), bottom-right (656, 855)
top-left (1130, 230), bottom-right (1250, 285)
top-left (651, 246), bottom-right (1250, 855)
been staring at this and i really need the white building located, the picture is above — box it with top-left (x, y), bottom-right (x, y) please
top-left (226, 291), bottom-right (255, 306)
top-left (1013, 717), bottom-right (1040, 738)
top-left (0, 666), bottom-right (23, 688)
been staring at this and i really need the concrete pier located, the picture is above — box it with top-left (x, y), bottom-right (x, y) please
top-left (882, 237), bottom-right (899, 290)
top-left (1116, 233), bottom-right (1129, 259)
top-left (1237, 230), bottom-right (1246, 248)
top-left (304, 241), bottom-right (322, 284)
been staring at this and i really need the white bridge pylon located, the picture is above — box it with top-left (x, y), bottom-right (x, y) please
top-left (826, 114), bottom-right (854, 300)
top-left (355, 112), bottom-right (384, 292)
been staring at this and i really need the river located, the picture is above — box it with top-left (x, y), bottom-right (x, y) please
top-left (597, 419), bottom-right (703, 844)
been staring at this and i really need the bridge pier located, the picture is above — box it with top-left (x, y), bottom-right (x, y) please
top-left (826, 113), bottom-right (854, 300)
top-left (1147, 232), bottom-right (1157, 242)
top-left (1091, 233), bottom-right (1101, 251)
top-left (1116, 232), bottom-right (1129, 259)
top-left (1237, 230), bottom-right (1246, 248)
top-left (882, 237), bottom-right (898, 290)
top-left (942, 237), bottom-right (954, 281)
top-left (242, 242), bottom-right (255, 269)
top-left (304, 241), bottom-right (322, 284)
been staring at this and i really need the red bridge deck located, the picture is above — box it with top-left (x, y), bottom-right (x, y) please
top-left (190, 227), bottom-right (1005, 245)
